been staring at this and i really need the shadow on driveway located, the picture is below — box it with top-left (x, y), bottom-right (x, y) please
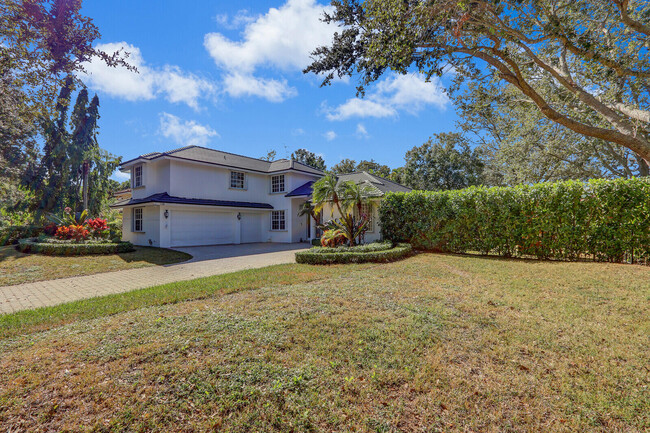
top-left (170, 242), bottom-right (310, 264)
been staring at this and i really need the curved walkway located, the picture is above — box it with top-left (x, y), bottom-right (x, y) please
top-left (0, 243), bottom-right (308, 314)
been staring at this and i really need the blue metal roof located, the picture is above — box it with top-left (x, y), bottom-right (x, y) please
top-left (111, 192), bottom-right (273, 209)
top-left (285, 181), bottom-right (314, 197)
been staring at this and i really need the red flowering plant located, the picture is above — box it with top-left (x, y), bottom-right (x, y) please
top-left (55, 225), bottom-right (89, 241)
top-left (86, 218), bottom-right (109, 239)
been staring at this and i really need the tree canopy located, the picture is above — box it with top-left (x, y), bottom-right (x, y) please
top-left (403, 133), bottom-right (484, 190)
top-left (305, 0), bottom-right (650, 163)
top-left (454, 78), bottom-right (650, 185)
top-left (291, 148), bottom-right (327, 171)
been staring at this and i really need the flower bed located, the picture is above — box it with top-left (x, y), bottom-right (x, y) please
top-left (17, 238), bottom-right (135, 256)
top-left (296, 243), bottom-right (412, 265)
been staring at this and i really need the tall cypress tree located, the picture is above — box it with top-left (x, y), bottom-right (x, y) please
top-left (32, 81), bottom-right (119, 216)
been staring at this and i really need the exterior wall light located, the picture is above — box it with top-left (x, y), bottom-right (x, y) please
top-left (237, 212), bottom-right (242, 220)
top-left (164, 209), bottom-right (169, 219)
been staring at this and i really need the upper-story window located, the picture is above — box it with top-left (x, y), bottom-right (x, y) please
top-left (133, 165), bottom-right (143, 187)
top-left (271, 174), bottom-right (285, 193)
top-left (230, 171), bottom-right (245, 189)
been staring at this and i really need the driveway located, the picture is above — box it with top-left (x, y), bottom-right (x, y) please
top-left (0, 243), bottom-right (309, 314)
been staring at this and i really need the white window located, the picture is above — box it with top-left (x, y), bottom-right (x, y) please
top-left (355, 203), bottom-right (374, 232)
top-left (271, 174), bottom-right (285, 193)
top-left (133, 165), bottom-right (143, 187)
top-left (133, 207), bottom-right (143, 232)
top-left (271, 210), bottom-right (286, 231)
top-left (230, 171), bottom-right (245, 189)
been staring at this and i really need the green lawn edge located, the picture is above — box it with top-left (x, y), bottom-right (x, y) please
top-left (0, 263), bottom-right (353, 340)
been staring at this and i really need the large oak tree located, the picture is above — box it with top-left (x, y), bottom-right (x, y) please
top-left (305, 0), bottom-right (650, 164)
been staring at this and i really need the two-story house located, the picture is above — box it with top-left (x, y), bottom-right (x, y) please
top-left (113, 145), bottom-right (411, 248)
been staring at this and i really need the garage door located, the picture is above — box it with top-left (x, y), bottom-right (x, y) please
top-left (240, 212), bottom-right (263, 243)
top-left (171, 210), bottom-right (234, 247)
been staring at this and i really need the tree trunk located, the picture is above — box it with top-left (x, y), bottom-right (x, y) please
top-left (82, 160), bottom-right (89, 211)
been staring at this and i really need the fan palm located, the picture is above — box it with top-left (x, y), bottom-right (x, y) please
top-left (298, 201), bottom-right (320, 226)
top-left (341, 181), bottom-right (377, 214)
top-left (312, 173), bottom-right (344, 216)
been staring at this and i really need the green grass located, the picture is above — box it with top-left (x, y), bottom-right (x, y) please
top-left (0, 245), bottom-right (192, 286)
top-left (0, 254), bottom-right (648, 432)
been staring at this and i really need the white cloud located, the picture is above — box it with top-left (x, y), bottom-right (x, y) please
top-left (325, 73), bottom-right (448, 121)
top-left (356, 123), bottom-right (368, 137)
top-left (81, 42), bottom-right (216, 110)
top-left (323, 130), bottom-right (337, 141)
top-left (159, 113), bottom-right (219, 146)
top-left (292, 128), bottom-right (305, 136)
top-left (222, 72), bottom-right (296, 102)
top-left (214, 10), bottom-right (257, 30)
top-left (112, 170), bottom-right (130, 181)
top-left (204, 0), bottom-right (337, 102)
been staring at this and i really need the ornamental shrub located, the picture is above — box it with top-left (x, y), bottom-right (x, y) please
top-left (380, 178), bottom-right (650, 264)
top-left (86, 218), bottom-right (109, 239)
top-left (296, 243), bottom-right (412, 264)
top-left (55, 224), bottom-right (90, 241)
top-left (18, 238), bottom-right (135, 255)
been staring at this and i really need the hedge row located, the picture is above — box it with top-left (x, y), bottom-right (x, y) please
top-left (18, 238), bottom-right (135, 256)
top-left (308, 241), bottom-right (393, 254)
top-left (296, 243), bottom-right (412, 264)
top-left (0, 225), bottom-right (43, 246)
top-left (379, 178), bottom-right (650, 263)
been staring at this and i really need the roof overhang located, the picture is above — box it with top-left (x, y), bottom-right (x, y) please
top-left (110, 193), bottom-right (274, 210)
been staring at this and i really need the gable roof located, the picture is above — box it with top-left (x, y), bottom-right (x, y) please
top-left (120, 145), bottom-right (325, 176)
top-left (284, 171), bottom-right (411, 198)
top-left (337, 171), bottom-right (412, 195)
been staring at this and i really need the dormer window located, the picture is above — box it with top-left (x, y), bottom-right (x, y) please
top-left (133, 165), bottom-right (143, 187)
top-left (230, 171), bottom-right (245, 189)
top-left (271, 174), bottom-right (285, 193)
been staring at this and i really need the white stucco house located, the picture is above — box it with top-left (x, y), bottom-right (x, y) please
top-left (113, 145), bottom-right (410, 248)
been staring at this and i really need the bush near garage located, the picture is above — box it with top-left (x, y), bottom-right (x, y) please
top-left (296, 243), bottom-right (412, 265)
top-left (379, 177), bottom-right (650, 263)
top-left (17, 238), bottom-right (135, 256)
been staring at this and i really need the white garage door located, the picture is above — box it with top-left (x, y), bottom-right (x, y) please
top-left (171, 210), bottom-right (234, 247)
top-left (240, 212), bottom-right (263, 243)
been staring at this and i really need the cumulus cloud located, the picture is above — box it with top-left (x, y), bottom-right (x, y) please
top-left (159, 113), bottom-right (219, 146)
top-left (204, 0), bottom-right (336, 102)
top-left (325, 73), bottom-right (448, 121)
top-left (222, 72), bottom-right (296, 102)
top-left (81, 42), bottom-right (215, 110)
top-left (323, 130), bottom-right (337, 141)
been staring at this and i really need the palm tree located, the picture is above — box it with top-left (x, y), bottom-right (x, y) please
top-left (341, 181), bottom-right (377, 215)
top-left (312, 173), bottom-right (344, 216)
top-left (312, 175), bottom-right (376, 246)
top-left (298, 201), bottom-right (320, 226)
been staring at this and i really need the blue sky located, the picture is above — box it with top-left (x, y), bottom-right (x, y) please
top-left (79, 0), bottom-right (459, 181)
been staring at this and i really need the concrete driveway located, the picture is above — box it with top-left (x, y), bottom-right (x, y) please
top-left (0, 243), bottom-right (309, 314)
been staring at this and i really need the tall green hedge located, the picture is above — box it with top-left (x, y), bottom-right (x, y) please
top-left (380, 178), bottom-right (650, 263)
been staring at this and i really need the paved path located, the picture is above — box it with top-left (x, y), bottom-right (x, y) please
top-left (0, 243), bottom-right (308, 314)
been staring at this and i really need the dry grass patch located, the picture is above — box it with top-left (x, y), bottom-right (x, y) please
top-left (0, 246), bottom-right (191, 286)
top-left (0, 254), bottom-right (648, 432)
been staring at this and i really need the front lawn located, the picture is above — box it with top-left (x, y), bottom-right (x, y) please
top-left (0, 245), bottom-right (192, 286)
top-left (0, 254), bottom-right (648, 431)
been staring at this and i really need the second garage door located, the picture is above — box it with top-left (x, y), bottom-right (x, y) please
top-left (171, 210), bottom-right (235, 247)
